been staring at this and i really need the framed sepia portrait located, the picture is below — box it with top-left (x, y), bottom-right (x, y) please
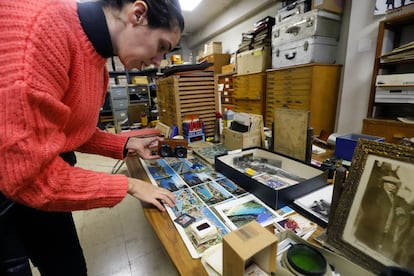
top-left (327, 139), bottom-right (414, 274)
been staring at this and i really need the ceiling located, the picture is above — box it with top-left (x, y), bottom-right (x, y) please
top-left (180, 0), bottom-right (237, 37)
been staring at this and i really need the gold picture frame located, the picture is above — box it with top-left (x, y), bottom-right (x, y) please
top-left (327, 139), bottom-right (414, 274)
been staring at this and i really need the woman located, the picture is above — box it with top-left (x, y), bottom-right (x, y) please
top-left (0, 0), bottom-right (184, 275)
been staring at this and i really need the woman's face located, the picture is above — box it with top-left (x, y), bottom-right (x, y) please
top-left (116, 14), bottom-right (181, 70)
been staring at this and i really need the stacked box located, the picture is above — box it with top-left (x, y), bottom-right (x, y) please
top-left (223, 221), bottom-right (277, 275)
top-left (272, 9), bottom-right (341, 69)
top-left (312, 0), bottom-right (344, 14)
top-left (236, 47), bottom-right (272, 75)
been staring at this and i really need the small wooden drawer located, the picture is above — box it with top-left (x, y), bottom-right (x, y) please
top-left (362, 118), bottom-right (414, 144)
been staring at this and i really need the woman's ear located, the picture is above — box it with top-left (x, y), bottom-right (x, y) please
top-left (130, 1), bottom-right (148, 25)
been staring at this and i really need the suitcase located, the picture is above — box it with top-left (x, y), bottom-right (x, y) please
top-left (272, 9), bottom-right (341, 46)
top-left (272, 36), bottom-right (338, 68)
top-left (276, 0), bottom-right (309, 23)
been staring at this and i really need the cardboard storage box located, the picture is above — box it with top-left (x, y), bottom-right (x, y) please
top-left (221, 64), bottom-right (235, 74)
top-left (222, 128), bottom-right (262, 150)
top-left (223, 221), bottom-right (278, 276)
top-left (215, 148), bottom-right (327, 209)
top-left (312, 0), bottom-right (344, 14)
top-left (236, 46), bottom-right (271, 75)
top-left (334, 133), bottom-right (384, 162)
top-left (205, 41), bottom-right (222, 56)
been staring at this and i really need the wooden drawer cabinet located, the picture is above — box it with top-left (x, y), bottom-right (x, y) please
top-left (266, 64), bottom-right (342, 134)
top-left (233, 72), bottom-right (266, 100)
top-left (233, 99), bottom-right (264, 115)
top-left (217, 72), bottom-right (235, 114)
top-left (362, 118), bottom-right (414, 144)
top-left (232, 72), bottom-right (266, 116)
top-left (156, 71), bottom-right (217, 137)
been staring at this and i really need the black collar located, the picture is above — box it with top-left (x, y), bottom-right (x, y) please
top-left (77, 1), bottom-right (114, 58)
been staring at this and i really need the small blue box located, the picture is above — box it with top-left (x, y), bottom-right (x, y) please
top-left (334, 133), bottom-right (384, 161)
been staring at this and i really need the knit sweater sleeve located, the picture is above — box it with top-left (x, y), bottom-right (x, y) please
top-left (0, 0), bottom-right (129, 211)
top-left (77, 128), bottom-right (129, 160)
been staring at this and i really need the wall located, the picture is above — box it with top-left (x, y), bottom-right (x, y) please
top-left (336, 1), bottom-right (385, 134)
top-left (186, 0), bottom-right (281, 56)
top-left (183, 0), bottom-right (387, 135)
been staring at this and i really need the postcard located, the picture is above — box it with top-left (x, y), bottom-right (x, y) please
top-left (274, 213), bottom-right (317, 238)
top-left (253, 173), bottom-right (291, 190)
top-left (215, 177), bottom-right (247, 196)
top-left (192, 181), bottom-right (235, 206)
top-left (165, 158), bottom-right (193, 174)
top-left (293, 184), bottom-right (333, 225)
top-left (171, 188), bottom-right (205, 218)
top-left (214, 194), bottom-right (282, 230)
top-left (193, 143), bottom-right (228, 165)
top-left (276, 205), bottom-right (295, 218)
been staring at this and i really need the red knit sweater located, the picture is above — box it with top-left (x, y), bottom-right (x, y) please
top-left (0, 0), bottom-right (130, 211)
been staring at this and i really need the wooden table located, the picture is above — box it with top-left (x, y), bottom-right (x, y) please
top-left (125, 146), bottom-right (333, 275)
top-left (125, 154), bottom-right (208, 275)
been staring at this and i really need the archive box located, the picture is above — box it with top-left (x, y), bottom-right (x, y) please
top-left (312, 0), bottom-right (344, 14)
top-left (215, 148), bottom-right (327, 209)
top-left (334, 133), bottom-right (384, 162)
top-left (223, 221), bottom-right (278, 276)
top-left (222, 128), bottom-right (262, 150)
top-left (236, 46), bottom-right (272, 75)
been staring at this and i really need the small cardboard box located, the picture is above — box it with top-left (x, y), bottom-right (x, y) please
top-left (205, 41), bottom-right (223, 56)
top-left (223, 128), bottom-right (262, 150)
top-left (334, 133), bottom-right (384, 162)
top-left (221, 64), bottom-right (235, 74)
top-left (312, 0), bottom-right (344, 14)
top-left (170, 54), bottom-right (182, 64)
top-left (236, 46), bottom-right (271, 75)
top-left (223, 221), bottom-right (278, 276)
top-left (215, 148), bottom-right (327, 209)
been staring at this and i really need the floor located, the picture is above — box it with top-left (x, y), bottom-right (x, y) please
top-left (31, 152), bottom-right (178, 276)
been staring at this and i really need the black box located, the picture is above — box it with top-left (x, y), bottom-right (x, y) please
top-left (215, 148), bottom-right (327, 209)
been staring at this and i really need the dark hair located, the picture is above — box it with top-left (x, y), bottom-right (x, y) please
top-left (101, 0), bottom-right (184, 32)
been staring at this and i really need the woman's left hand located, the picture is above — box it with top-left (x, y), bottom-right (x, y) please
top-left (125, 136), bottom-right (164, 159)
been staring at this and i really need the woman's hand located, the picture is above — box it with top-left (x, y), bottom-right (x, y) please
top-left (127, 178), bottom-right (176, 211)
top-left (125, 136), bottom-right (164, 160)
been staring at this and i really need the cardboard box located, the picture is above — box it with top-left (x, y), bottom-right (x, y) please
top-left (236, 46), bottom-right (271, 75)
top-left (312, 0), bottom-right (344, 14)
top-left (170, 54), bottom-right (182, 64)
top-left (215, 148), bottom-right (327, 209)
top-left (223, 221), bottom-right (278, 276)
top-left (199, 53), bottom-right (231, 74)
top-left (334, 133), bottom-right (384, 162)
top-left (222, 128), bottom-right (262, 150)
top-left (221, 64), bottom-right (235, 74)
top-left (205, 41), bottom-right (222, 56)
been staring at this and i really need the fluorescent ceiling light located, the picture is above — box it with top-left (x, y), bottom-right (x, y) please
top-left (180, 0), bottom-right (202, 11)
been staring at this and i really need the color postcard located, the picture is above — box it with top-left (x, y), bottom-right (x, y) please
top-left (214, 194), bottom-right (282, 230)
